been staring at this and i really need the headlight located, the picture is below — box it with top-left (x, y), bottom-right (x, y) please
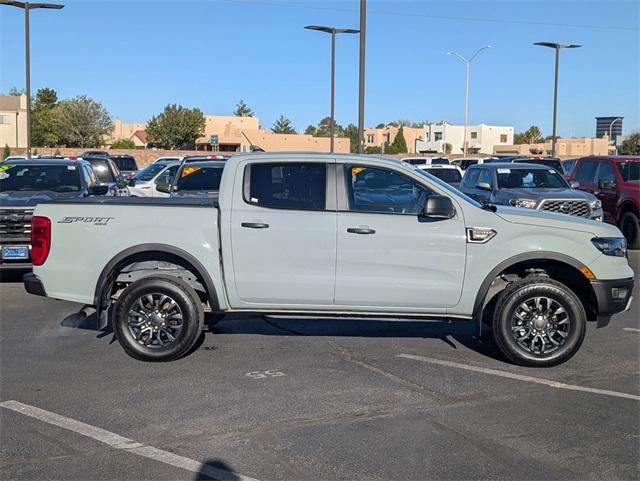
top-left (591, 237), bottom-right (627, 257)
top-left (509, 198), bottom-right (537, 209)
top-left (589, 199), bottom-right (602, 210)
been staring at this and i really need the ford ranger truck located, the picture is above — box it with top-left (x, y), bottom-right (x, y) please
top-left (23, 153), bottom-right (635, 366)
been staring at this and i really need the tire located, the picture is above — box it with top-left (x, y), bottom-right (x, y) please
top-left (492, 276), bottom-right (586, 367)
top-left (113, 275), bottom-right (204, 362)
top-left (620, 212), bottom-right (640, 250)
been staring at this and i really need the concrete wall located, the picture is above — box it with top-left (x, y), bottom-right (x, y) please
top-left (417, 123), bottom-right (513, 154)
top-left (494, 137), bottom-right (611, 156)
top-left (363, 126), bottom-right (424, 153)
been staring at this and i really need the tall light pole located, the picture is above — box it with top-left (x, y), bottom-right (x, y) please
top-left (608, 117), bottom-right (621, 145)
top-left (534, 42), bottom-right (581, 157)
top-left (357, 0), bottom-right (366, 153)
top-left (1, 1), bottom-right (65, 159)
top-left (447, 45), bottom-right (491, 156)
top-left (305, 25), bottom-right (359, 153)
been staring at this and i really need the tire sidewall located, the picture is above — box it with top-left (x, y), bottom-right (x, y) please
top-left (494, 280), bottom-right (586, 367)
top-left (114, 276), bottom-right (204, 362)
top-left (620, 212), bottom-right (639, 249)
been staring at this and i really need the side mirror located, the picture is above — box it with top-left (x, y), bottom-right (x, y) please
top-left (88, 184), bottom-right (109, 196)
top-left (156, 182), bottom-right (171, 193)
top-left (570, 180), bottom-right (580, 189)
top-left (477, 181), bottom-right (492, 191)
top-left (423, 195), bottom-right (456, 219)
top-left (598, 179), bottom-right (616, 190)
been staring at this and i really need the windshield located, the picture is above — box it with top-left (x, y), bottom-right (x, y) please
top-left (497, 168), bottom-right (568, 189)
top-left (135, 163), bottom-right (168, 182)
top-left (515, 158), bottom-right (564, 173)
top-left (411, 165), bottom-right (482, 208)
top-left (88, 159), bottom-right (115, 183)
top-left (111, 157), bottom-right (137, 171)
top-left (176, 166), bottom-right (224, 191)
top-left (0, 164), bottom-right (82, 192)
top-left (430, 158), bottom-right (450, 165)
top-left (426, 168), bottom-right (462, 184)
top-left (617, 162), bottom-right (639, 182)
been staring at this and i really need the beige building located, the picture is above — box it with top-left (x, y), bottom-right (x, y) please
top-left (112, 115), bottom-right (349, 153)
top-left (363, 125), bottom-right (425, 153)
top-left (0, 94), bottom-right (27, 149)
top-left (196, 115), bottom-right (349, 153)
top-left (494, 137), bottom-right (612, 157)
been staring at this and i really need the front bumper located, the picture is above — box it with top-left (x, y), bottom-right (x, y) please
top-left (591, 278), bottom-right (634, 316)
top-left (23, 272), bottom-right (46, 297)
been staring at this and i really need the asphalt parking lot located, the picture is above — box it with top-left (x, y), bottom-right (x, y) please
top-left (1, 254), bottom-right (639, 481)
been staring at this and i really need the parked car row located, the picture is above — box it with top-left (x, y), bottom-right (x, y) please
top-left (2, 153), bottom-right (638, 271)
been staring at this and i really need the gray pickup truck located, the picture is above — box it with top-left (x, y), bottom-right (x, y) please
top-left (23, 153), bottom-right (634, 366)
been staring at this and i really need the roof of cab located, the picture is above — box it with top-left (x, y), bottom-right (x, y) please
top-left (468, 162), bottom-right (556, 170)
top-left (2, 157), bottom-right (88, 166)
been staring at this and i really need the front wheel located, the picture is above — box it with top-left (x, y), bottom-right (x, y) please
top-left (113, 275), bottom-right (204, 361)
top-left (492, 277), bottom-right (586, 367)
top-left (620, 212), bottom-right (640, 250)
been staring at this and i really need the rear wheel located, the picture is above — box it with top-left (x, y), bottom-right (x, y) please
top-left (113, 275), bottom-right (204, 361)
top-left (492, 276), bottom-right (586, 367)
top-left (620, 212), bottom-right (640, 250)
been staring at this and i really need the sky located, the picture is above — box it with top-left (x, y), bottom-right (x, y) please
top-left (1, 0), bottom-right (638, 138)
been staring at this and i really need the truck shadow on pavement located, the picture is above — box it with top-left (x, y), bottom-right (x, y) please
top-left (59, 309), bottom-right (509, 364)
top-left (194, 459), bottom-right (241, 480)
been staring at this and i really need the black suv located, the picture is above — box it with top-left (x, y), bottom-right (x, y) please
top-left (0, 158), bottom-right (109, 270)
top-left (109, 154), bottom-right (139, 180)
top-left (83, 156), bottom-right (130, 196)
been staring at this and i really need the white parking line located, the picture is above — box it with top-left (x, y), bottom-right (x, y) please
top-left (0, 400), bottom-right (260, 481)
top-left (397, 354), bottom-right (640, 401)
top-left (623, 328), bottom-right (640, 333)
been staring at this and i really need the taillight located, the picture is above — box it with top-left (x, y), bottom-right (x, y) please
top-left (31, 216), bottom-right (51, 266)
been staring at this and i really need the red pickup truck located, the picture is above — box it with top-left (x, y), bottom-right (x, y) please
top-left (568, 156), bottom-right (640, 248)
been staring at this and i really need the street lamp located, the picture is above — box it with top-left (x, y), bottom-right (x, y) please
top-left (1, 1), bottom-right (65, 159)
top-left (534, 42), bottom-right (581, 157)
top-left (609, 117), bottom-right (622, 145)
top-left (305, 24), bottom-right (359, 153)
top-left (447, 45), bottom-right (491, 156)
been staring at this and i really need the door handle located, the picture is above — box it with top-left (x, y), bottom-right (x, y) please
top-left (347, 227), bottom-right (375, 235)
top-left (241, 222), bottom-right (269, 229)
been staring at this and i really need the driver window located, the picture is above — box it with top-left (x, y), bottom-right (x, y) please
top-left (478, 169), bottom-right (493, 187)
top-left (156, 166), bottom-right (178, 185)
top-left (347, 166), bottom-right (433, 215)
top-left (595, 162), bottom-right (616, 182)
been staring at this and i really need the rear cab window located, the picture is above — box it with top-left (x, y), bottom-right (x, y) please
top-left (462, 168), bottom-right (481, 187)
top-left (245, 163), bottom-right (327, 210)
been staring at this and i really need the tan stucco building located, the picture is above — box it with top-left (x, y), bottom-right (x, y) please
top-left (0, 94), bottom-right (27, 149)
top-left (363, 125), bottom-right (425, 153)
top-left (494, 137), bottom-right (612, 157)
top-left (112, 115), bottom-right (350, 153)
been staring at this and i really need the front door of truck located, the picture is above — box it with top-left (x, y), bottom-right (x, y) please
top-left (229, 161), bottom-right (337, 306)
top-left (334, 164), bottom-right (467, 310)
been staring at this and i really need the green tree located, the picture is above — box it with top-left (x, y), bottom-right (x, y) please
top-left (304, 125), bottom-right (317, 136)
top-left (375, 123), bottom-right (386, 129)
top-left (619, 131), bottom-right (640, 155)
top-left (366, 146), bottom-right (382, 154)
top-left (53, 95), bottom-right (113, 148)
top-left (386, 126), bottom-right (408, 154)
top-left (234, 99), bottom-right (254, 117)
top-left (3, 144), bottom-right (10, 160)
top-left (111, 138), bottom-right (136, 149)
top-left (146, 104), bottom-right (205, 150)
top-left (514, 125), bottom-right (543, 144)
top-left (343, 124), bottom-right (359, 153)
top-left (7, 87), bottom-right (24, 96)
top-left (271, 115), bottom-right (296, 134)
top-left (315, 117), bottom-right (344, 137)
top-left (444, 142), bottom-right (453, 154)
top-left (32, 88), bottom-right (60, 147)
